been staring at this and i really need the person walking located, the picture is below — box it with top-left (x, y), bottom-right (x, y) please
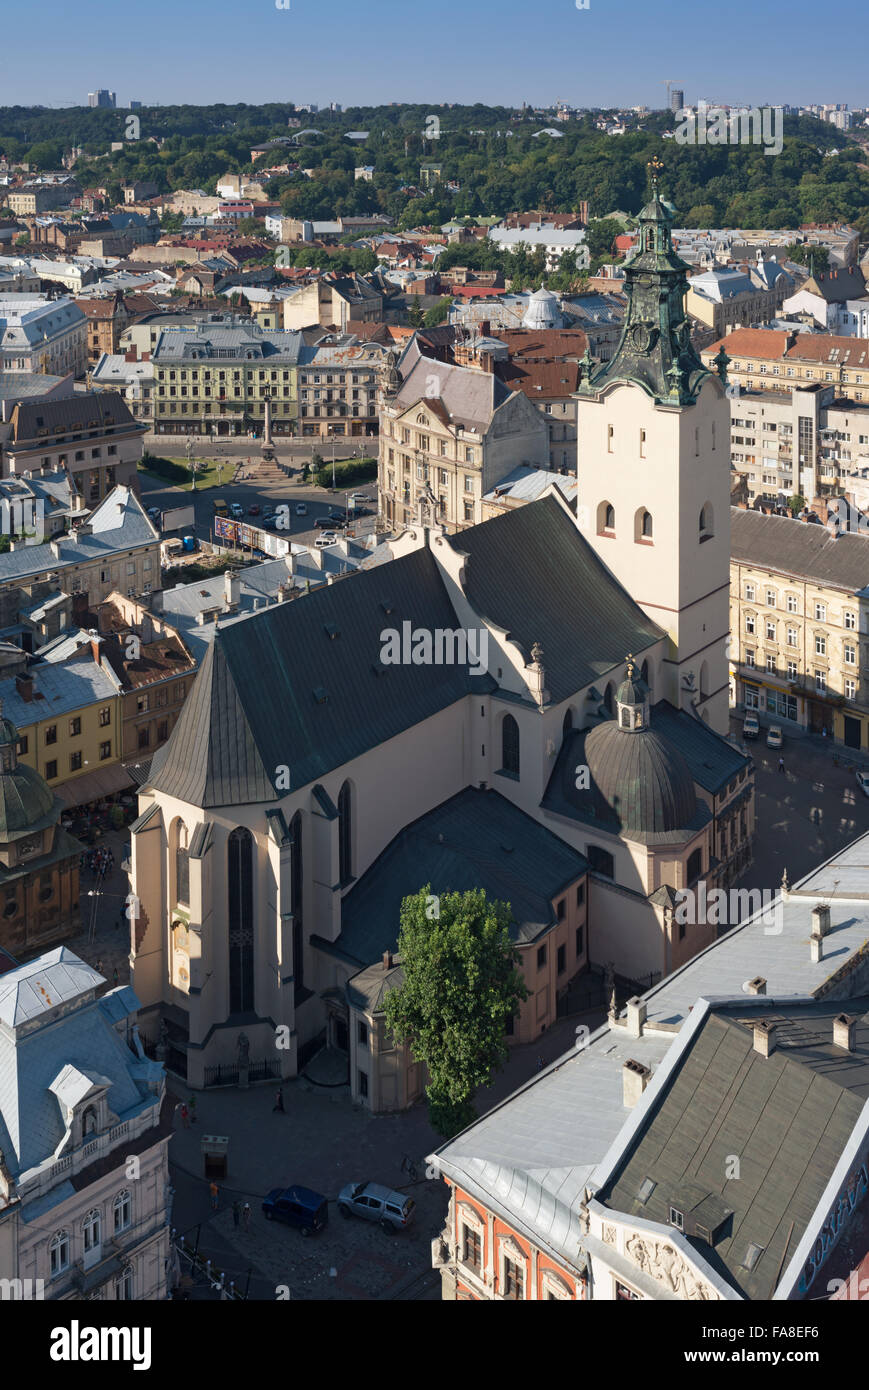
top-left (188, 1095), bottom-right (197, 1124)
top-left (242, 1202), bottom-right (251, 1231)
top-left (778, 756), bottom-right (785, 774)
top-left (112, 967), bottom-right (119, 987)
top-left (232, 1200), bottom-right (240, 1228)
top-left (180, 1104), bottom-right (189, 1129)
top-left (209, 1182), bottom-right (219, 1211)
top-left (273, 1088), bottom-right (285, 1113)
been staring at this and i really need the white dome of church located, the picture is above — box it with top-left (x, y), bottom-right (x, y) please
top-left (523, 287), bottom-right (564, 330)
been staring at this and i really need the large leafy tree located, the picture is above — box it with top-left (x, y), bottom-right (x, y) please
top-left (384, 886), bottom-right (527, 1137)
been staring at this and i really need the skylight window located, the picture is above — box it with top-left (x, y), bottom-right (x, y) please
top-left (742, 1243), bottom-right (764, 1271)
top-left (638, 1177), bottom-right (656, 1205)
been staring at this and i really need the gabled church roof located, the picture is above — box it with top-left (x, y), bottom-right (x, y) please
top-left (147, 496), bottom-right (664, 808)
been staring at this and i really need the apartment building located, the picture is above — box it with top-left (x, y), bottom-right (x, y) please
top-left (488, 226), bottom-right (590, 273)
top-left (0, 486), bottom-right (160, 610)
top-left (452, 324), bottom-right (586, 472)
top-left (91, 352), bottom-right (155, 426)
top-left (686, 257), bottom-right (792, 336)
top-left (0, 296), bottom-right (87, 378)
top-left (94, 592), bottom-right (197, 761)
top-left (6, 183), bottom-right (78, 216)
top-left (0, 392), bottom-right (145, 500)
top-left (782, 265), bottom-right (868, 331)
top-left (0, 709), bottom-right (81, 958)
top-left (378, 352), bottom-right (548, 532)
top-left (0, 947), bottom-right (171, 1301)
top-left (151, 325), bottom-right (304, 436)
top-left (297, 340), bottom-right (383, 438)
top-left (75, 292), bottom-right (129, 363)
top-left (0, 646), bottom-right (125, 805)
top-left (729, 506), bottom-right (869, 749)
top-left (727, 383), bottom-right (869, 504)
top-left (701, 329), bottom-right (869, 403)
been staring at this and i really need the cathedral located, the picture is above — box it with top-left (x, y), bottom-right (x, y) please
top-left (128, 180), bottom-right (755, 1101)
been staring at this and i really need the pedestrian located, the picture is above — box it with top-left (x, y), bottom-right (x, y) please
top-left (778, 756), bottom-right (785, 774)
top-left (112, 967), bottom-right (119, 987)
top-left (210, 1182), bottom-right (219, 1211)
top-left (188, 1095), bottom-right (197, 1124)
top-left (536, 1055), bottom-right (544, 1072)
top-left (232, 1200), bottom-right (240, 1228)
top-left (242, 1202), bottom-right (251, 1231)
top-left (822, 727), bottom-right (828, 739)
top-left (180, 1104), bottom-right (189, 1129)
top-left (273, 1088), bottom-right (285, 1113)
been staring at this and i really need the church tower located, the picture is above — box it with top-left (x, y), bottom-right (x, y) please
top-left (575, 161), bottom-right (731, 734)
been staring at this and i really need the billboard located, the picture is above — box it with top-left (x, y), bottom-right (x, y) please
top-left (161, 504), bottom-right (196, 533)
top-left (214, 516), bottom-right (238, 544)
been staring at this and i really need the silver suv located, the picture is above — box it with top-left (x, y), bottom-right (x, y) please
top-left (337, 1181), bottom-right (415, 1231)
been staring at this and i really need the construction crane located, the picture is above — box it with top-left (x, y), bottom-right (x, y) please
top-left (662, 79), bottom-right (681, 111)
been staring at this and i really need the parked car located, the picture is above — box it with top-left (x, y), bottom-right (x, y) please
top-left (766, 725), bottom-right (783, 750)
top-left (329, 510), bottom-right (346, 523)
top-left (248, 503), bottom-right (261, 516)
top-left (742, 712), bottom-right (759, 740)
top-left (262, 1186), bottom-right (328, 1236)
top-left (337, 1182), bottom-right (415, 1231)
top-left (857, 770), bottom-right (869, 798)
top-left (314, 515), bottom-right (335, 528)
top-left (314, 532), bottom-right (339, 549)
top-left (295, 502), bottom-right (307, 516)
top-left (213, 498), bottom-right (229, 516)
top-left (229, 502), bottom-right (244, 519)
top-left (348, 492), bottom-right (372, 504)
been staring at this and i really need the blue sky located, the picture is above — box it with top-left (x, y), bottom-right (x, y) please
top-left (3, 0), bottom-right (867, 110)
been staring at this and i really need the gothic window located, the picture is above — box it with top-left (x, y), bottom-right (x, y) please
top-left (699, 502), bottom-right (714, 540)
top-left (645, 227), bottom-right (654, 252)
top-left (228, 827), bottom-right (254, 1014)
top-left (562, 708), bottom-right (573, 738)
top-left (175, 823), bottom-right (189, 906)
top-left (501, 715), bottom-right (520, 777)
top-left (598, 500), bottom-right (615, 534)
top-left (640, 659), bottom-right (651, 695)
top-left (635, 507), bottom-right (653, 542)
top-left (291, 811), bottom-right (304, 997)
top-left (603, 682), bottom-right (614, 714)
top-left (338, 782), bottom-right (353, 883)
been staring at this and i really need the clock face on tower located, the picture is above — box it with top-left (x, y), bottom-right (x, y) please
top-left (631, 323), bottom-right (652, 353)
top-left (676, 321), bottom-right (691, 350)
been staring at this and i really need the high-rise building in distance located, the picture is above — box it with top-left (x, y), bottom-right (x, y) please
top-left (88, 89), bottom-right (116, 108)
top-left (670, 88), bottom-right (684, 112)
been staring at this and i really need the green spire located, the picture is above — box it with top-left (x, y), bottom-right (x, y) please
top-left (577, 159), bottom-right (712, 405)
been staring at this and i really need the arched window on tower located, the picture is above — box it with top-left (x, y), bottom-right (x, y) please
top-left (634, 507), bottom-right (653, 542)
top-left (290, 812), bottom-right (304, 999)
top-left (641, 659), bottom-right (651, 697)
top-left (228, 827), bottom-right (254, 1014)
top-left (501, 714), bottom-right (520, 777)
top-left (603, 682), bottom-right (614, 715)
top-left (699, 502), bottom-right (714, 541)
top-left (338, 782), bottom-right (353, 884)
top-left (562, 708), bottom-right (573, 739)
top-left (597, 500), bottom-right (615, 535)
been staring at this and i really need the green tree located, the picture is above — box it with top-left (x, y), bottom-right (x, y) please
top-left (406, 297), bottom-right (425, 328)
top-left (384, 886), bottom-right (528, 1137)
top-left (788, 494), bottom-right (807, 514)
top-left (422, 296), bottom-right (451, 327)
top-left (785, 243), bottom-right (830, 273)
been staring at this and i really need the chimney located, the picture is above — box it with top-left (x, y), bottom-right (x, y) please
top-left (833, 1013), bottom-right (856, 1053)
top-left (382, 950), bottom-right (393, 971)
top-left (811, 903), bottom-right (831, 938)
top-left (626, 996), bottom-right (647, 1038)
top-left (223, 569), bottom-right (240, 607)
top-left (14, 674), bottom-right (33, 702)
top-left (753, 1020), bottom-right (776, 1057)
top-left (623, 1058), bottom-right (652, 1108)
top-left (90, 638), bottom-right (101, 665)
top-left (747, 976), bottom-right (767, 995)
top-left (479, 319), bottom-right (491, 336)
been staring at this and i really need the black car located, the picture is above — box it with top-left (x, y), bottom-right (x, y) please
top-left (262, 1185), bottom-right (329, 1236)
top-left (329, 510), bottom-right (347, 523)
top-left (314, 516), bottom-right (335, 528)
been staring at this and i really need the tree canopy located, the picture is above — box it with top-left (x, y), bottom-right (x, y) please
top-left (384, 886), bottom-right (528, 1137)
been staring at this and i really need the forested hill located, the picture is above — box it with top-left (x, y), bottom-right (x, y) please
top-left (1, 102), bottom-right (867, 234)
